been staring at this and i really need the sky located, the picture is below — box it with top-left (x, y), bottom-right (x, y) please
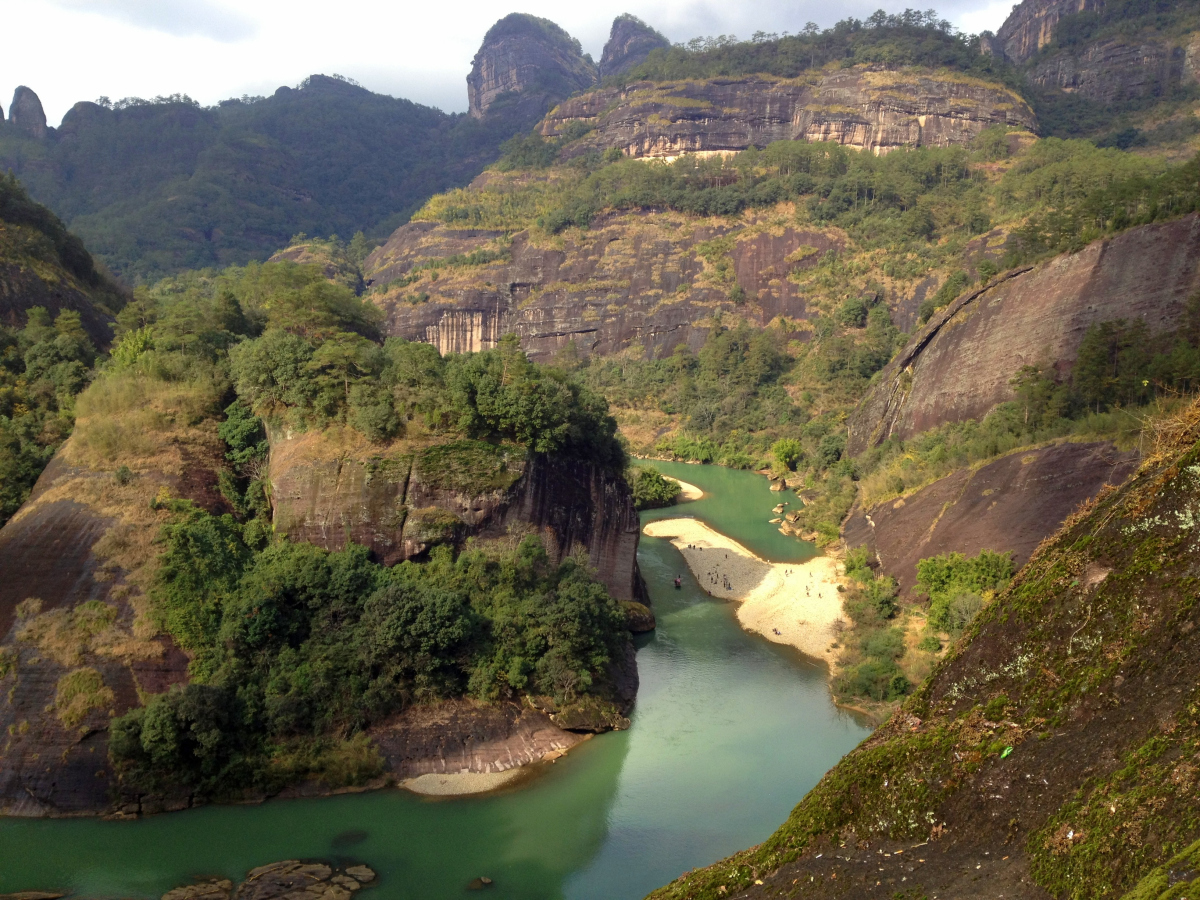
top-left (6, 0), bottom-right (1017, 126)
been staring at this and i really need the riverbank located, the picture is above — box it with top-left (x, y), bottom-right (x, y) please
top-left (641, 518), bottom-right (845, 665)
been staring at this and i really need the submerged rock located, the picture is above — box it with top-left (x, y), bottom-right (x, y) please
top-left (160, 861), bottom-right (377, 900)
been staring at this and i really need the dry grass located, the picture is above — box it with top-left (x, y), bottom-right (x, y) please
top-left (67, 370), bottom-right (225, 475)
top-left (54, 667), bottom-right (115, 728)
top-left (14, 598), bottom-right (155, 666)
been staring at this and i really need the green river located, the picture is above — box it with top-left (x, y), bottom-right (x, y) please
top-left (0, 462), bottom-right (871, 898)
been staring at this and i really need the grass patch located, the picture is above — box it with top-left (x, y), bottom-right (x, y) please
top-left (54, 667), bottom-right (115, 728)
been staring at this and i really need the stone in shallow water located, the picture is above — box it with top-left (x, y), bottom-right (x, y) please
top-left (161, 881), bottom-right (232, 900)
top-left (344, 867), bottom-right (375, 883)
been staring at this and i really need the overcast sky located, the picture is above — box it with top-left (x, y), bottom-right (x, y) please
top-left (7, 0), bottom-right (1016, 126)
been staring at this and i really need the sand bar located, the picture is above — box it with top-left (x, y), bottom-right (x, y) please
top-left (401, 770), bottom-right (526, 796)
top-left (642, 518), bottom-right (845, 664)
top-left (665, 477), bottom-right (703, 501)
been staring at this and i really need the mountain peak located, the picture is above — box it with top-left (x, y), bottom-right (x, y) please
top-left (466, 13), bottom-right (597, 120)
top-left (599, 14), bottom-right (670, 79)
top-left (9, 86), bottom-right (48, 139)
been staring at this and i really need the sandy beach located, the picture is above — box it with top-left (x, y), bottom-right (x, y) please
top-left (401, 770), bottom-right (528, 796)
top-left (642, 518), bottom-right (845, 664)
top-left (664, 477), bottom-right (703, 501)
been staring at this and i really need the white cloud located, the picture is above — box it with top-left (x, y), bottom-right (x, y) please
top-left (46, 0), bottom-right (257, 42)
top-left (4, 0), bottom-right (1014, 126)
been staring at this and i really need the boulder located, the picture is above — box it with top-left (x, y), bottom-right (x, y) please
top-left (9, 86), bottom-right (48, 139)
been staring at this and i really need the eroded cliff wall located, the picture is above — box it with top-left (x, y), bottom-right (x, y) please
top-left (541, 69), bottom-right (1036, 159)
top-left (269, 430), bottom-right (644, 602)
top-left (365, 214), bottom-right (845, 362)
top-left (847, 214), bottom-right (1200, 455)
top-left (843, 440), bottom-right (1138, 593)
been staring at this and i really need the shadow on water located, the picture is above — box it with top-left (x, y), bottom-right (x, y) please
top-left (0, 464), bottom-right (870, 900)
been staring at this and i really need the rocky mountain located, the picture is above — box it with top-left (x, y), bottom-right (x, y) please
top-left (466, 13), bottom-right (598, 120)
top-left (0, 381), bottom-right (643, 817)
top-left (598, 14), bottom-right (671, 79)
top-left (847, 214), bottom-right (1200, 455)
top-left (541, 69), bottom-right (1035, 159)
top-left (8, 86), bottom-right (48, 139)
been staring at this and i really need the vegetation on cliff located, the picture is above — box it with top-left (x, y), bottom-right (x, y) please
top-left (612, 11), bottom-right (1013, 86)
top-left (112, 525), bottom-right (628, 797)
top-left (12, 250), bottom-right (636, 799)
top-left (0, 175), bottom-right (125, 525)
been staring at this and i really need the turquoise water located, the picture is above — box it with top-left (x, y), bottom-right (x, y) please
top-left (0, 465), bottom-right (870, 899)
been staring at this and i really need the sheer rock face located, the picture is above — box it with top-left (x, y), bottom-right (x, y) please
top-left (9, 86), bottom-right (48, 139)
top-left (598, 16), bottom-right (670, 79)
top-left (995, 0), bottom-right (1102, 63)
top-left (363, 214), bottom-right (844, 363)
top-left (1028, 36), bottom-right (1185, 104)
top-left (540, 69), bottom-right (1036, 159)
top-left (843, 441), bottom-right (1139, 594)
top-left (268, 431), bottom-right (645, 603)
top-left (0, 450), bottom-right (224, 817)
top-left (466, 14), bottom-right (597, 119)
top-left (847, 214), bottom-right (1200, 456)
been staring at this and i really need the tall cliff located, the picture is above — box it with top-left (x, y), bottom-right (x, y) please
top-left (847, 213), bottom-right (1200, 455)
top-left (598, 15), bottom-right (671, 79)
top-left (995, 0), bottom-right (1103, 63)
top-left (268, 429), bottom-right (644, 602)
top-left (466, 13), bottom-right (598, 120)
top-left (363, 210), bottom-right (844, 362)
top-left (541, 69), bottom-right (1036, 159)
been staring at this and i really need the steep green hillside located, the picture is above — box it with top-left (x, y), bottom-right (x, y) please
top-left (0, 76), bottom-right (528, 282)
top-left (0, 174), bottom-right (124, 524)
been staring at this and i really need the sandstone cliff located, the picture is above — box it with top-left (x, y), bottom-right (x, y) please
top-left (467, 13), bottom-right (597, 120)
top-left (363, 211), bottom-right (844, 362)
top-left (541, 69), bottom-right (1036, 159)
top-left (843, 440), bottom-right (1138, 593)
top-left (599, 15), bottom-right (671, 80)
top-left (847, 214), bottom-right (1200, 455)
top-left (8, 86), bottom-right (48, 140)
top-left (269, 429), bottom-right (645, 603)
top-left (995, 0), bottom-right (1102, 63)
top-left (1028, 35), bottom-right (1187, 104)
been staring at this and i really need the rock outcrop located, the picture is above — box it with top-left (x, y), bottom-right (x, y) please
top-left (158, 860), bottom-right (376, 900)
top-left (1028, 36), bottom-right (1185, 104)
top-left (599, 14), bottom-right (671, 79)
top-left (540, 68), bottom-right (1036, 159)
top-left (995, 0), bottom-right (1102, 63)
top-left (467, 13), bottom-right (597, 120)
top-left (364, 212), bottom-right (843, 362)
top-left (847, 214), bottom-right (1200, 455)
top-left (9, 86), bottom-right (48, 139)
top-left (843, 440), bottom-right (1138, 593)
top-left (269, 430), bottom-right (645, 602)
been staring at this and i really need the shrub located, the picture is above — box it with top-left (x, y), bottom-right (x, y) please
top-left (630, 466), bottom-right (682, 510)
